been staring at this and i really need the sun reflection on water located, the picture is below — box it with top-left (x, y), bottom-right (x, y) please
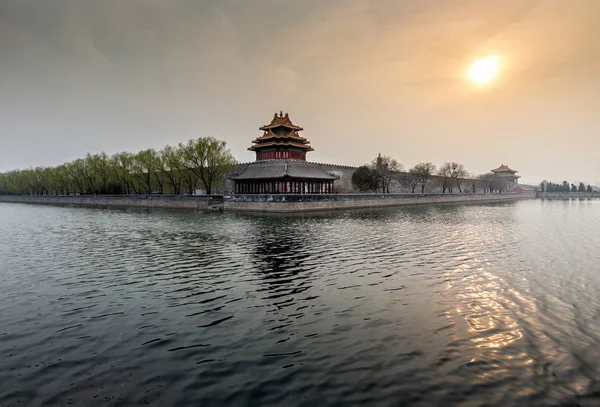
top-left (449, 261), bottom-right (525, 349)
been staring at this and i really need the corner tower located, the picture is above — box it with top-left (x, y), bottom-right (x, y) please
top-left (230, 112), bottom-right (339, 194)
top-left (249, 111), bottom-right (314, 161)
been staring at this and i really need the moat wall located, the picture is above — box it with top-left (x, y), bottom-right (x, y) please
top-left (0, 192), bottom-right (535, 213)
top-left (0, 194), bottom-right (223, 210)
top-left (225, 193), bottom-right (535, 213)
top-left (537, 192), bottom-right (600, 199)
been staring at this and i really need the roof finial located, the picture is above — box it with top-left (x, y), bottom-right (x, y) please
top-left (279, 110), bottom-right (283, 117)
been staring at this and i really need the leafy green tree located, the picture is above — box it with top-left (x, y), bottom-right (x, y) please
top-left (578, 182), bottom-right (586, 192)
top-left (131, 149), bottom-right (158, 193)
top-left (181, 137), bottom-right (237, 194)
top-left (160, 146), bottom-right (184, 194)
top-left (111, 152), bottom-right (136, 194)
top-left (351, 165), bottom-right (378, 192)
top-left (587, 185), bottom-right (593, 193)
top-left (571, 184), bottom-right (577, 193)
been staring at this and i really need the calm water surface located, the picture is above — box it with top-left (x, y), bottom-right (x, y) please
top-left (1, 200), bottom-right (600, 406)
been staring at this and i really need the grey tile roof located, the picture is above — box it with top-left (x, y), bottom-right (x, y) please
top-left (230, 160), bottom-right (340, 181)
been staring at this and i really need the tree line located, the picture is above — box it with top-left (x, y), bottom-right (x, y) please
top-left (540, 181), bottom-right (593, 193)
top-left (0, 137), bottom-right (237, 196)
top-left (351, 153), bottom-right (515, 194)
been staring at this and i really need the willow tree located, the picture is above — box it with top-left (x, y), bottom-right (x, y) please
top-left (160, 145), bottom-right (184, 194)
top-left (181, 137), bottom-right (237, 194)
top-left (131, 149), bottom-right (158, 193)
top-left (111, 152), bottom-right (136, 194)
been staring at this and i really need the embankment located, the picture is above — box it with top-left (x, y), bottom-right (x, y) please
top-left (226, 193), bottom-right (534, 212)
top-left (536, 192), bottom-right (600, 199)
top-left (0, 194), bottom-right (223, 211)
top-left (0, 192), bottom-right (535, 213)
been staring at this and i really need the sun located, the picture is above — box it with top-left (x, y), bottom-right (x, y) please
top-left (468, 55), bottom-right (500, 85)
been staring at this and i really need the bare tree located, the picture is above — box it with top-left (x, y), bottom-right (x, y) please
top-left (370, 153), bottom-right (404, 193)
top-left (466, 173), bottom-right (479, 193)
top-left (410, 162), bottom-right (436, 193)
top-left (452, 163), bottom-right (468, 192)
top-left (437, 163), bottom-right (453, 193)
top-left (404, 171), bottom-right (419, 193)
top-left (478, 173), bottom-right (494, 193)
top-left (437, 162), bottom-right (467, 193)
top-left (492, 176), bottom-right (509, 193)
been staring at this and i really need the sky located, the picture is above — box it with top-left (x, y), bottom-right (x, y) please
top-left (1, 0), bottom-right (599, 185)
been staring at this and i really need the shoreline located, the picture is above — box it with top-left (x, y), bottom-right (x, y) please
top-left (0, 193), bottom-right (535, 213)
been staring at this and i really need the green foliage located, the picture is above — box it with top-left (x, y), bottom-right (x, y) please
top-left (0, 137), bottom-right (237, 195)
top-left (180, 137), bottom-right (237, 195)
top-left (543, 181), bottom-right (595, 193)
top-left (351, 165), bottom-right (379, 192)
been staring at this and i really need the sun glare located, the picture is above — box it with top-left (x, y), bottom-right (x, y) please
top-left (468, 55), bottom-right (500, 85)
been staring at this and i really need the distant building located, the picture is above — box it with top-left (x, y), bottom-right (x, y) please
top-left (491, 164), bottom-right (520, 191)
top-left (230, 112), bottom-right (339, 194)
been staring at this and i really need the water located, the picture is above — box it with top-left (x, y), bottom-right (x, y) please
top-left (1, 200), bottom-right (600, 406)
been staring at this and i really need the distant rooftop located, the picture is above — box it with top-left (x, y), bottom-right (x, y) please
top-left (491, 164), bottom-right (518, 174)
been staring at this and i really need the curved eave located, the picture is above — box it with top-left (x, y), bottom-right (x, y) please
top-left (259, 124), bottom-right (304, 131)
top-left (251, 135), bottom-right (310, 144)
top-left (492, 171), bottom-right (519, 175)
top-left (231, 173), bottom-right (339, 181)
top-left (229, 161), bottom-right (339, 181)
top-left (248, 142), bottom-right (314, 151)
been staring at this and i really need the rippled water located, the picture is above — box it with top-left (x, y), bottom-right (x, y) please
top-left (2, 200), bottom-right (600, 406)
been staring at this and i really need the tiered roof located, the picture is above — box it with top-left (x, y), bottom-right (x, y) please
top-left (230, 160), bottom-right (339, 181)
top-left (491, 164), bottom-right (518, 174)
top-left (248, 111), bottom-right (314, 152)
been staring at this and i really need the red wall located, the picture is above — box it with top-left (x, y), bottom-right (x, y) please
top-left (257, 150), bottom-right (306, 161)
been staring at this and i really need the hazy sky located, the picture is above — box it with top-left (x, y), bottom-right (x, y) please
top-left (1, 0), bottom-right (599, 184)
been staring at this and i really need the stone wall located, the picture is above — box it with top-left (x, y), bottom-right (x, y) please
top-left (225, 192), bottom-right (535, 213)
top-left (537, 192), bottom-right (600, 199)
top-left (0, 192), bottom-right (535, 213)
top-left (0, 194), bottom-right (224, 210)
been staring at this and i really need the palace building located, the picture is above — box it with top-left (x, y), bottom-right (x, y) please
top-left (230, 112), bottom-right (339, 194)
top-left (491, 164), bottom-right (520, 190)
